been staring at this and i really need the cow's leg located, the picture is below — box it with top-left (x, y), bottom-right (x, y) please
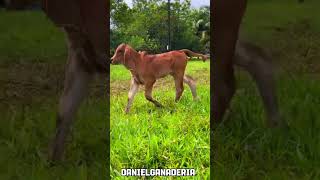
top-left (213, 0), bottom-right (247, 123)
top-left (213, 64), bottom-right (236, 123)
top-left (183, 75), bottom-right (198, 100)
top-left (144, 80), bottom-right (163, 107)
top-left (235, 42), bottom-right (280, 126)
top-left (173, 73), bottom-right (185, 102)
top-left (125, 79), bottom-right (139, 113)
top-left (50, 29), bottom-right (93, 161)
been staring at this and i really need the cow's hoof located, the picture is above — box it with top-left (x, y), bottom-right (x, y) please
top-left (156, 103), bottom-right (163, 108)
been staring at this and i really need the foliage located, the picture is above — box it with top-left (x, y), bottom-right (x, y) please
top-left (110, 0), bottom-right (210, 53)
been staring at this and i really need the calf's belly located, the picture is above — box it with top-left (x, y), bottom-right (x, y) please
top-left (154, 68), bottom-right (174, 79)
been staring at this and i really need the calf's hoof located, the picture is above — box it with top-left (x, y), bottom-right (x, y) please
top-left (155, 103), bottom-right (163, 108)
top-left (48, 144), bottom-right (64, 164)
top-left (267, 114), bottom-right (288, 129)
top-left (193, 96), bottom-right (200, 101)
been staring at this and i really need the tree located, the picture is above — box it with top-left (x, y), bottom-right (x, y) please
top-left (110, 0), bottom-right (208, 53)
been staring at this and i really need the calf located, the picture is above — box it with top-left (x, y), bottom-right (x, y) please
top-left (111, 43), bottom-right (208, 113)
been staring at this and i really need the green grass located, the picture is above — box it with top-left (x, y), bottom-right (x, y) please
top-left (242, 0), bottom-right (320, 74)
top-left (0, 99), bottom-right (108, 179)
top-left (213, 72), bottom-right (320, 179)
top-left (0, 9), bottom-right (66, 64)
top-left (213, 0), bottom-right (320, 179)
top-left (110, 61), bottom-right (210, 179)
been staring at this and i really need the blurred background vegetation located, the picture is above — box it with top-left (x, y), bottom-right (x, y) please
top-left (110, 0), bottom-right (210, 54)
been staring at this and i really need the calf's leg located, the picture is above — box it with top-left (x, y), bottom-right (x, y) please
top-left (174, 74), bottom-right (184, 102)
top-left (183, 75), bottom-right (198, 100)
top-left (144, 80), bottom-right (163, 107)
top-left (235, 41), bottom-right (280, 126)
top-left (50, 29), bottom-right (93, 161)
top-left (125, 79), bottom-right (139, 113)
top-left (213, 0), bottom-right (247, 123)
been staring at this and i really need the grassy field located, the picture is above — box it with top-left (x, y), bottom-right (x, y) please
top-left (213, 0), bottom-right (320, 179)
top-left (110, 61), bottom-right (210, 179)
top-left (0, 10), bottom-right (108, 179)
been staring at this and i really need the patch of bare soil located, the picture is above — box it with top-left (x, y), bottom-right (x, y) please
top-left (0, 61), bottom-right (107, 105)
top-left (267, 19), bottom-right (320, 74)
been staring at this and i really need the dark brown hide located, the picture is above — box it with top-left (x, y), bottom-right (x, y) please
top-left (213, 0), bottom-right (247, 123)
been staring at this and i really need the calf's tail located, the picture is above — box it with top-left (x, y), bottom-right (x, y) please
top-left (179, 49), bottom-right (209, 61)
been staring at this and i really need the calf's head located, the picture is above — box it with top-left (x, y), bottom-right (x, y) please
top-left (111, 43), bottom-right (137, 65)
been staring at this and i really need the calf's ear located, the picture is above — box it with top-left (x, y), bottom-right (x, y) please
top-left (123, 47), bottom-right (132, 63)
top-left (125, 46), bottom-right (139, 61)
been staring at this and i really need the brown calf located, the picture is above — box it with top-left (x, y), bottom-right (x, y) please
top-left (111, 43), bottom-right (208, 113)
